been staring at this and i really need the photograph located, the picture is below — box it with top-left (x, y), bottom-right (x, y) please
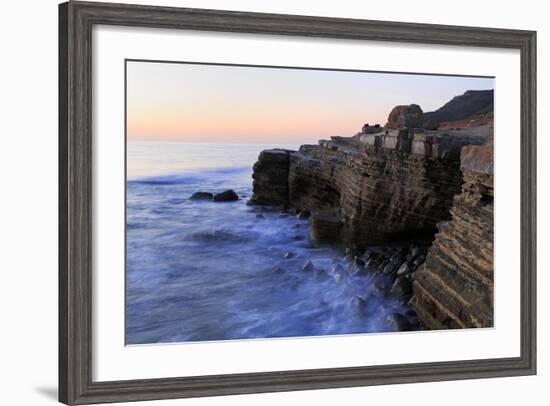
top-left (125, 60), bottom-right (495, 345)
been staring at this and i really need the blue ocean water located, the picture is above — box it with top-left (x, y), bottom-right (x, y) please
top-left (126, 141), bottom-right (410, 344)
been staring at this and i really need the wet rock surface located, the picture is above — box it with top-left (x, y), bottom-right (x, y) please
top-left (213, 189), bottom-right (239, 202)
top-left (190, 191), bottom-right (213, 201)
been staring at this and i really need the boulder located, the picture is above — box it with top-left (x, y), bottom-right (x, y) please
top-left (385, 104), bottom-right (424, 129)
top-left (190, 191), bottom-right (213, 201)
top-left (391, 275), bottom-right (413, 296)
top-left (396, 262), bottom-right (413, 276)
top-left (213, 190), bottom-right (239, 202)
top-left (302, 260), bottom-right (314, 273)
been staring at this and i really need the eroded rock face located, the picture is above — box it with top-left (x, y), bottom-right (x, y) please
top-left (385, 104), bottom-right (424, 129)
top-left (413, 135), bottom-right (494, 329)
top-left (251, 126), bottom-right (487, 246)
top-left (249, 149), bottom-right (292, 206)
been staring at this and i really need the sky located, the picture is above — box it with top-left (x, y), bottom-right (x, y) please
top-left (127, 61), bottom-right (494, 144)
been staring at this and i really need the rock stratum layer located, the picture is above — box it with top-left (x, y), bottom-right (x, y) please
top-left (250, 100), bottom-right (494, 330)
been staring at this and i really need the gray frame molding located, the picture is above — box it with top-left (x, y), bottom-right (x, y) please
top-left (59, 1), bottom-right (537, 404)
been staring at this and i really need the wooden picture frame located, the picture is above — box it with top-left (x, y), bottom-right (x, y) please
top-left (59, 1), bottom-right (536, 404)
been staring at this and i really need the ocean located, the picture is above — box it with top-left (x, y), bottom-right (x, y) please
top-left (126, 141), bottom-right (410, 344)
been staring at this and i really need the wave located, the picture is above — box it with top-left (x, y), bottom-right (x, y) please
top-left (129, 166), bottom-right (250, 185)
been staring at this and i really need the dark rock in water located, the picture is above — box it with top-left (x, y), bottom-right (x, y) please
top-left (272, 267), bottom-right (285, 274)
top-left (292, 235), bottom-right (305, 241)
top-left (354, 257), bottom-right (365, 267)
top-left (256, 214), bottom-right (265, 219)
top-left (296, 210), bottom-right (311, 220)
top-left (396, 262), bottom-right (412, 276)
top-left (190, 191), bottom-right (213, 201)
top-left (348, 262), bottom-right (368, 277)
top-left (302, 260), bottom-right (314, 272)
top-left (213, 189), bottom-right (239, 202)
top-left (386, 313), bottom-right (411, 331)
top-left (351, 296), bottom-right (368, 313)
top-left (391, 275), bottom-right (413, 296)
top-left (279, 214), bottom-right (289, 218)
top-left (291, 223), bottom-right (300, 229)
top-left (283, 252), bottom-right (294, 259)
top-left (314, 269), bottom-right (329, 281)
top-left (382, 262), bottom-right (398, 275)
top-left (333, 272), bottom-right (344, 284)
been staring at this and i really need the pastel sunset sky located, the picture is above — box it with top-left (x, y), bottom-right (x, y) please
top-left (127, 61), bottom-right (494, 144)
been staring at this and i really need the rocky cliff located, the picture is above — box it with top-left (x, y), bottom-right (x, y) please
top-left (412, 135), bottom-right (494, 329)
top-left (251, 125), bottom-right (489, 247)
top-left (249, 99), bottom-right (494, 330)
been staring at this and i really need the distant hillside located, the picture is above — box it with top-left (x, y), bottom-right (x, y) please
top-left (423, 89), bottom-right (494, 123)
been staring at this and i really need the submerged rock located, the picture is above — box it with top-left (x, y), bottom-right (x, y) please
top-left (283, 252), bottom-right (294, 259)
top-left (256, 214), bottom-right (265, 219)
top-left (351, 296), bottom-right (368, 314)
top-left (296, 210), bottom-right (311, 220)
top-left (314, 269), bottom-right (329, 281)
top-left (302, 260), bottom-right (314, 273)
top-left (386, 313), bottom-right (411, 331)
top-left (391, 275), bottom-right (413, 296)
top-left (333, 272), bottom-right (344, 284)
top-left (190, 191), bottom-right (213, 201)
top-left (213, 189), bottom-right (239, 202)
top-left (348, 262), bottom-right (368, 276)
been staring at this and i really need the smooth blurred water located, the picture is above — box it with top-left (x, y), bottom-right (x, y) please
top-left (126, 141), bottom-right (410, 344)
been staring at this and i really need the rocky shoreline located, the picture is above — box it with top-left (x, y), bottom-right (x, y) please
top-left (248, 92), bottom-right (494, 331)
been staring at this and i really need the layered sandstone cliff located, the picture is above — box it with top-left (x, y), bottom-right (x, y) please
top-left (251, 124), bottom-right (489, 246)
top-left (249, 102), bottom-right (494, 330)
top-left (412, 135), bottom-right (494, 329)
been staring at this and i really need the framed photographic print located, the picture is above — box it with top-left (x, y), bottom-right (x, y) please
top-left (59, 1), bottom-right (536, 404)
